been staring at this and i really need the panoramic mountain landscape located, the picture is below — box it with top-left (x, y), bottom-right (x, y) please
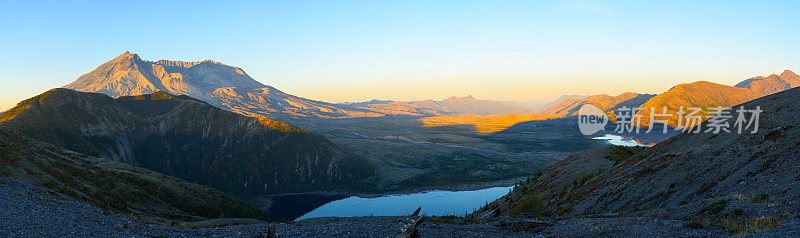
top-left (59, 52), bottom-right (588, 193)
top-left (5, 51), bottom-right (797, 235)
top-left (3, 1), bottom-right (800, 237)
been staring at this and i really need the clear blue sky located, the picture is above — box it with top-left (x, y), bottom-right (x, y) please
top-left (1, 0), bottom-right (798, 111)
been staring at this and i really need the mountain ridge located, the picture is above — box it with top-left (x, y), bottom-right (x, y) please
top-left (414, 70), bottom-right (794, 134)
top-left (634, 81), bottom-right (764, 127)
top-left (734, 70), bottom-right (800, 95)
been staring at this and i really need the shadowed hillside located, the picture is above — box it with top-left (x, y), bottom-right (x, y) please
top-left (0, 128), bottom-right (267, 221)
top-left (0, 89), bottom-right (375, 194)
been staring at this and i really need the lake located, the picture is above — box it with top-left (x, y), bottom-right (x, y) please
top-left (264, 186), bottom-right (514, 221)
top-left (592, 134), bottom-right (647, 146)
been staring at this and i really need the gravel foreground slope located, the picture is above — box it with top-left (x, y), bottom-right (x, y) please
top-left (2, 177), bottom-right (797, 237)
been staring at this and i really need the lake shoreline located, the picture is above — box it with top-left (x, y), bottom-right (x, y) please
top-left (262, 176), bottom-right (529, 199)
top-left (355, 176), bottom-right (527, 198)
top-left (258, 177), bottom-right (528, 220)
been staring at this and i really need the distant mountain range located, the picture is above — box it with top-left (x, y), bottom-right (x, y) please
top-left (539, 92), bottom-right (655, 119)
top-left (0, 89), bottom-right (375, 194)
top-left (339, 99), bottom-right (395, 107)
top-left (501, 100), bottom-right (549, 111)
top-left (542, 70), bottom-right (797, 126)
top-left (527, 71), bottom-right (798, 128)
top-left (419, 93), bottom-right (655, 133)
top-left (55, 51), bottom-right (800, 133)
top-left (419, 70), bottom-right (798, 132)
top-left (356, 95), bottom-right (534, 116)
top-left (534, 95), bottom-right (588, 112)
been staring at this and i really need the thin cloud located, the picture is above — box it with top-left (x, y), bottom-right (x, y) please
top-left (457, 52), bottom-right (533, 57)
top-left (552, 0), bottom-right (612, 14)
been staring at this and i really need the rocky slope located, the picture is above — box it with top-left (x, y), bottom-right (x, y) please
top-left (2, 176), bottom-right (755, 237)
top-left (0, 128), bottom-right (265, 220)
top-left (10, 174), bottom-right (799, 237)
top-left (64, 52), bottom-right (382, 118)
top-left (473, 85), bottom-right (800, 234)
top-left (0, 89), bottom-right (375, 194)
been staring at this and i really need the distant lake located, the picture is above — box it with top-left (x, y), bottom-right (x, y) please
top-left (274, 186), bottom-right (513, 221)
top-left (592, 134), bottom-right (647, 147)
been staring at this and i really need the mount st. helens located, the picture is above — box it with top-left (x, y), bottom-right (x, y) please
top-left (64, 52), bottom-right (382, 119)
top-left (0, 89), bottom-right (375, 194)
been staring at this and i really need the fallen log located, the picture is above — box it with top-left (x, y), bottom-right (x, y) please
top-left (410, 207), bottom-right (422, 217)
top-left (396, 214), bottom-right (427, 238)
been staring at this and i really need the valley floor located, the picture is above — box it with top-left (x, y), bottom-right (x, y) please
top-left (4, 177), bottom-right (799, 237)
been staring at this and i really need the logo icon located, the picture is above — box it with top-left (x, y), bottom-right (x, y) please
top-left (578, 104), bottom-right (607, 135)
